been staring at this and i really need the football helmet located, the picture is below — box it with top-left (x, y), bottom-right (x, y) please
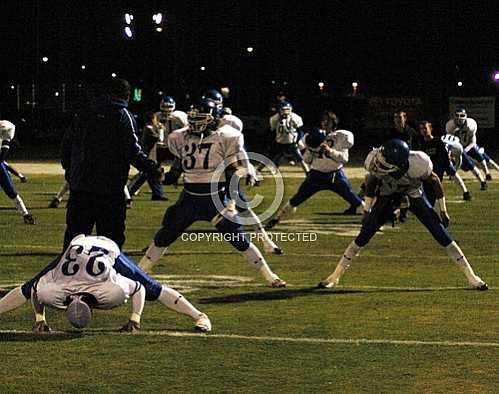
top-left (279, 101), bottom-right (293, 117)
top-left (371, 139), bottom-right (409, 175)
top-left (160, 95), bottom-right (176, 113)
top-left (66, 295), bottom-right (92, 329)
top-left (187, 98), bottom-right (220, 135)
top-left (454, 107), bottom-right (467, 126)
top-left (202, 89), bottom-right (223, 109)
top-left (305, 127), bottom-right (327, 150)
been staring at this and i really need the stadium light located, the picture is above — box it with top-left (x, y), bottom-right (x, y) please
top-left (124, 26), bottom-right (133, 38)
top-left (246, 47), bottom-right (254, 53)
top-left (352, 82), bottom-right (358, 88)
top-left (42, 56), bottom-right (48, 62)
top-left (55, 92), bottom-right (60, 97)
top-left (318, 81), bottom-right (325, 90)
top-left (125, 13), bottom-right (133, 24)
top-left (493, 71), bottom-right (499, 82)
top-left (81, 65), bottom-right (86, 70)
top-left (10, 85), bottom-right (15, 90)
top-left (200, 66), bottom-right (206, 71)
top-left (153, 13), bottom-right (163, 24)
top-left (156, 27), bottom-right (163, 32)
top-left (457, 81), bottom-right (463, 87)
top-left (111, 73), bottom-right (117, 78)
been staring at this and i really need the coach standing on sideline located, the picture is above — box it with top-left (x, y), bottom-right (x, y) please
top-left (61, 78), bottom-right (162, 250)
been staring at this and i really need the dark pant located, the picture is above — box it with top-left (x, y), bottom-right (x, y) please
top-left (0, 162), bottom-right (18, 199)
top-left (63, 190), bottom-right (127, 250)
top-left (128, 171), bottom-right (164, 199)
top-left (356, 194), bottom-right (453, 247)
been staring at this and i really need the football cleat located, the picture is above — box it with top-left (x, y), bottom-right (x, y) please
top-left (263, 242), bottom-right (283, 255)
top-left (270, 278), bottom-right (287, 288)
top-left (343, 205), bottom-right (359, 215)
top-left (480, 181), bottom-right (487, 190)
top-left (33, 320), bottom-right (51, 333)
top-left (19, 175), bottom-right (28, 183)
top-left (485, 173), bottom-right (492, 181)
top-left (48, 198), bottom-right (60, 208)
top-left (23, 214), bottom-right (35, 225)
top-left (126, 199), bottom-right (133, 209)
top-left (316, 280), bottom-right (333, 289)
top-left (194, 313), bottom-right (212, 333)
top-left (473, 281), bottom-right (488, 291)
top-left (463, 191), bottom-right (472, 201)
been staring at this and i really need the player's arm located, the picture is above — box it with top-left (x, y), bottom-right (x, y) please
top-left (363, 173), bottom-right (379, 214)
top-left (31, 288), bottom-right (50, 332)
top-left (425, 171), bottom-right (450, 227)
top-left (119, 284), bottom-right (145, 332)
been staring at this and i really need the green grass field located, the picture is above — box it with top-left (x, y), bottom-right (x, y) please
top-left (1, 168), bottom-right (499, 393)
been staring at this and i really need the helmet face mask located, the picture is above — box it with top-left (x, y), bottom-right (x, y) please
top-left (279, 101), bottom-right (292, 118)
top-left (454, 108), bottom-right (467, 126)
top-left (187, 98), bottom-right (219, 136)
top-left (160, 96), bottom-right (176, 114)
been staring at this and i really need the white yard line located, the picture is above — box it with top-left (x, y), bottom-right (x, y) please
top-left (1, 329), bottom-right (498, 348)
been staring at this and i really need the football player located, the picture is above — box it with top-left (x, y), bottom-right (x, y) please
top-left (317, 139), bottom-right (488, 291)
top-left (417, 121), bottom-right (470, 203)
top-left (267, 101), bottom-right (309, 174)
top-left (265, 120), bottom-right (364, 230)
top-left (445, 107), bottom-right (491, 182)
top-left (0, 120), bottom-right (35, 224)
top-left (202, 89), bottom-right (282, 254)
top-left (138, 98), bottom-right (286, 288)
top-left (0, 234), bottom-right (211, 332)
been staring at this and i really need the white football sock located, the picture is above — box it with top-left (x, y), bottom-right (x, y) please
top-left (13, 195), bottom-right (28, 216)
top-left (0, 286), bottom-right (27, 314)
top-left (139, 242), bottom-right (167, 272)
top-left (158, 286), bottom-right (202, 320)
top-left (471, 166), bottom-right (485, 183)
top-left (445, 241), bottom-right (483, 286)
top-left (480, 161), bottom-right (490, 176)
top-left (55, 181), bottom-right (70, 201)
top-left (242, 243), bottom-right (278, 283)
top-left (487, 159), bottom-right (499, 171)
top-left (323, 241), bottom-right (362, 286)
top-left (452, 173), bottom-right (468, 193)
top-left (123, 185), bottom-right (131, 201)
top-left (247, 208), bottom-right (280, 251)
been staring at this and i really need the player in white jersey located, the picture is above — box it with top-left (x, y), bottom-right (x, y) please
top-left (265, 125), bottom-right (364, 230)
top-left (0, 120), bottom-right (35, 224)
top-left (138, 98), bottom-right (286, 288)
top-left (445, 107), bottom-right (491, 182)
top-left (0, 234), bottom-right (211, 332)
top-left (266, 101), bottom-right (309, 174)
top-left (202, 91), bottom-right (282, 254)
top-left (317, 139), bottom-right (488, 291)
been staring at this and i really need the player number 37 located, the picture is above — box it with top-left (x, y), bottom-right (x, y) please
top-left (61, 245), bottom-right (110, 277)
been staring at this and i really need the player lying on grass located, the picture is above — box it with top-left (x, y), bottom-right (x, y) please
top-left (317, 139), bottom-right (488, 291)
top-left (0, 234), bottom-right (211, 332)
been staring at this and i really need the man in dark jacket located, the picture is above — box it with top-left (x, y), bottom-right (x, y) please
top-left (61, 78), bottom-right (162, 249)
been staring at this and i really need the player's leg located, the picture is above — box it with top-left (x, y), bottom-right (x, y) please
top-left (265, 173), bottom-right (321, 229)
top-left (49, 180), bottom-right (70, 208)
top-left (63, 190), bottom-right (97, 250)
top-left (468, 146), bottom-right (491, 180)
top-left (0, 162), bottom-right (34, 224)
top-left (461, 151), bottom-right (487, 189)
top-left (115, 254), bottom-right (211, 331)
top-left (139, 193), bottom-right (197, 273)
top-left (409, 197), bottom-right (487, 289)
top-left (213, 209), bottom-right (286, 287)
top-left (4, 162), bottom-right (27, 182)
top-left (0, 286), bottom-right (28, 315)
top-left (289, 144), bottom-right (309, 174)
top-left (127, 172), bottom-right (147, 197)
top-left (318, 195), bottom-right (394, 288)
top-left (329, 169), bottom-right (364, 214)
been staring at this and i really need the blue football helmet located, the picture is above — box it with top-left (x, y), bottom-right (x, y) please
top-left (371, 139), bottom-right (410, 175)
top-left (202, 89), bottom-right (223, 109)
top-left (305, 127), bottom-right (327, 150)
top-left (160, 95), bottom-right (176, 113)
top-left (279, 101), bottom-right (293, 117)
top-left (187, 98), bottom-right (220, 135)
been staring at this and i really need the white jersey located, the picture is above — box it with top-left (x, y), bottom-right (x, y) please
top-left (35, 235), bottom-right (139, 310)
top-left (365, 150), bottom-right (432, 198)
top-left (168, 124), bottom-right (243, 185)
top-left (0, 120), bottom-right (15, 144)
top-left (270, 112), bottom-right (303, 144)
top-left (441, 134), bottom-right (463, 170)
top-left (304, 129), bottom-right (354, 173)
top-left (445, 118), bottom-right (477, 152)
top-left (156, 110), bottom-right (188, 146)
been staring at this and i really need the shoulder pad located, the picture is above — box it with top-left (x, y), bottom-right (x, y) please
top-left (407, 151), bottom-right (432, 178)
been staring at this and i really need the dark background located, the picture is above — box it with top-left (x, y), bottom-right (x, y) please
top-left (0, 0), bottom-right (498, 154)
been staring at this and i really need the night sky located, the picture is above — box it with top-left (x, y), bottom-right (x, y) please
top-left (1, 1), bottom-right (498, 116)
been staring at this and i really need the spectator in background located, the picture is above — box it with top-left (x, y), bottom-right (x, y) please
top-left (61, 78), bottom-right (162, 250)
top-left (389, 110), bottom-right (420, 149)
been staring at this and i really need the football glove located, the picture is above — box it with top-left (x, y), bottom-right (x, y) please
top-left (119, 320), bottom-right (140, 333)
top-left (33, 320), bottom-right (51, 333)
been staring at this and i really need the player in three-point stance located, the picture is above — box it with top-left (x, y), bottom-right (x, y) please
top-left (317, 139), bottom-right (488, 291)
top-left (139, 97), bottom-right (286, 288)
top-left (0, 234), bottom-right (211, 332)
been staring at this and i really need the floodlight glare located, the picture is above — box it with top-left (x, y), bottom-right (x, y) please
top-left (42, 56), bottom-right (48, 62)
top-left (318, 82), bottom-right (325, 88)
top-left (352, 82), bottom-right (358, 88)
top-left (10, 85), bottom-right (15, 90)
top-left (493, 71), bottom-right (499, 82)
top-left (200, 66), bottom-right (206, 71)
top-left (55, 92), bottom-right (60, 97)
top-left (153, 13), bottom-right (163, 24)
top-left (111, 73), bottom-right (117, 78)
top-left (81, 65), bottom-right (86, 70)
top-left (156, 27), bottom-right (163, 32)
top-left (125, 13), bottom-right (133, 24)
top-left (457, 81), bottom-right (463, 87)
top-left (246, 47), bottom-right (254, 53)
